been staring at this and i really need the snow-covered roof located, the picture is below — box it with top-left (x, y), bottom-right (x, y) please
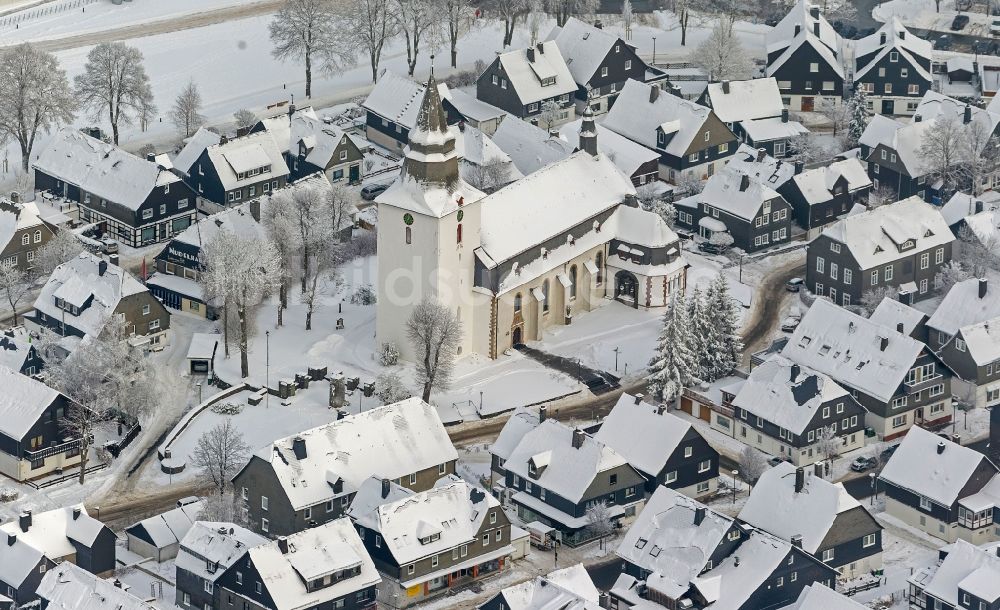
top-left (740, 117), bottom-right (810, 142)
top-left (496, 41), bottom-right (577, 105)
top-left (205, 131), bottom-right (289, 191)
top-left (791, 158), bottom-right (871, 205)
top-left (547, 18), bottom-right (623, 86)
top-left (964, 209), bottom-right (1000, 248)
top-left (289, 112), bottom-right (352, 169)
top-left (445, 89), bottom-right (505, 123)
top-left (604, 81), bottom-right (718, 158)
top-left (254, 107), bottom-right (319, 155)
top-left (177, 522), bottom-right (265, 581)
top-left (781, 298), bottom-right (924, 403)
top-left (173, 127), bottom-right (222, 174)
top-left (455, 124), bottom-right (517, 171)
top-left (492, 407), bottom-right (541, 461)
top-left (704, 78), bottom-right (784, 123)
top-left (766, 0), bottom-right (844, 78)
top-left (691, 531), bottom-right (794, 610)
top-left (560, 119), bottom-right (658, 177)
top-left (478, 150), bottom-right (634, 264)
top-left (34, 128), bottom-right (181, 211)
top-left (33, 252), bottom-right (149, 338)
top-left (248, 398), bottom-right (458, 510)
top-left (506, 419), bottom-right (631, 503)
top-left (491, 116), bottom-right (574, 175)
top-left (0, 364), bottom-right (60, 440)
top-left (787, 583), bottom-right (868, 610)
top-left (868, 297), bottom-right (926, 336)
top-left (954, 318), bottom-right (1000, 367)
top-left (496, 563), bottom-right (600, 610)
top-left (697, 166), bottom-right (783, 221)
top-left (0, 200), bottom-right (47, 253)
top-left (821, 196), bottom-right (953, 270)
top-left (913, 540), bottom-right (1000, 607)
top-left (37, 562), bottom-right (155, 610)
top-left (927, 278), bottom-right (1000, 336)
top-left (594, 394), bottom-right (694, 477)
top-left (854, 18), bottom-right (932, 82)
top-left (0, 506), bottom-right (109, 564)
top-left (376, 154), bottom-right (485, 219)
top-left (615, 486), bottom-right (733, 599)
top-left (362, 71), bottom-right (449, 129)
top-left (247, 518), bottom-right (379, 610)
top-left (940, 191), bottom-right (1000, 227)
top-left (0, 326), bottom-right (36, 373)
top-left (723, 144), bottom-right (797, 190)
top-left (731, 355), bottom-right (850, 436)
top-left (858, 113), bottom-right (905, 151)
top-left (345, 476), bottom-right (414, 525)
top-left (881, 426), bottom-right (992, 506)
top-left (126, 501), bottom-right (203, 549)
top-left (738, 462), bottom-right (862, 553)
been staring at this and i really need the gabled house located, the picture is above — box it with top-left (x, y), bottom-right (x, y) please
top-left (0, 326), bottom-right (44, 375)
top-left (699, 78), bottom-right (808, 158)
top-left (881, 427), bottom-right (1000, 543)
top-left (232, 397), bottom-right (458, 537)
top-left (489, 116), bottom-right (574, 176)
top-left (0, 506), bottom-right (116, 606)
top-left (503, 418), bottom-right (646, 545)
top-left (807, 196), bottom-right (954, 305)
top-left (927, 278), bottom-right (1000, 348)
top-left (478, 563), bottom-right (599, 610)
top-left (28, 252), bottom-right (170, 349)
top-left (363, 71), bottom-right (451, 150)
top-left (723, 143), bottom-right (799, 192)
top-left (781, 158), bottom-right (872, 233)
top-left (603, 80), bottom-right (737, 184)
top-left (186, 131), bottom-right (290, 208)
top-left (782, 298), bottom-right (953, 441)
top-left (37, 562), bottom-right (155, 610)
top-left (909, 540), bottom-right (1000, 610)
top-left (476, 41), bottom-right (577, 127)
top-left (442, 89), bottom-right (506, 136)
top-left (560, 115), bottom-right (660, 186)
top-left (853, 18), bottom-right (932, 116)
top-left (867, 296), bottom-right (928, 340)
top-left (0, 365), bottom-right (79, 481)
top-left (546, 18), bottom-right (664, 115)
top-left (173, 127), bottom-right (222, 178)
top-left (349, 479), bottom-right (510, 608)
top-left (738, 463), bottom-right (883, 578)
top-left (489, 406), bottom-right (542, 487)
top-left (676, 165), bottom-right (793, 252)
top-left (787, 583), bottom-right (870, 610)
top-left (454, 123), bottom-right (523, 191)
top-left (765, 0), bottom-right (845, 112)
top-left (0, 198), bottom-right (56, 272)
top-left (33, 128), bottom-right (196, 247)
top-left (594, 393), bottom-right (719, 498)
top-left (727, 355), bottom-right (867, 465)
top-left (175, 522), bottom-right (267, 610)
top-left (216, 518), bottom-right (380, 610)
top-left (124, 499), bottom-right (203, 562)
top-left (251, 106), bottom-right (366, 184)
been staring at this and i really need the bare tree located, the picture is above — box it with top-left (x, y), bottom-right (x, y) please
top-left (35, 230), bottom-right (85, 276)
top-left (919, 116), bottom-right (964, 195)
top-left (539, 100), bottom-right (563, 130)
top-left (585, 500), bottom-right (615, 550)
top-left (495, 0), bottom-right (529, 47)
top-left (817, 98), bottom-right (849, 139)
top-left (0, 265), bottom-right (31, 325)
top-left (262, 198), bottom-right (299, 327)
top-left (815, 426), bottom-right (841, 461)
top-left (526, 0), bottom-right (546, 43)
top-left (0, 43), bottom-right (75, 171)
top-left (545, 0), bottom-right (598, 27)
top-left (270, 0), bottom-right (355, 98)
top-left (866, 184), bottom-right (896, 209)
top-left (637, 184), bottom-right (677, 227)
top-left (621, 0), bottom-right (634, 40)
top-left (859, 285), bottom-right (899, 316)
top-left (738, 446), bottom-right (768, 485)
top-left (170, 80), bottom-right (205, 138)
top-left (690, 18), bottom-right (753, 82)
top-left (441, 0), bottom-right (476, 68)
top-left (396, 0), bottom-right (440, 77)
top-left (202, 231), bottom-right (282, 378)
top-left (192, 419), bottom-right (251, 495)
top-left (342, 0), bottom-right (398, 83)
top-left (958, 119), bottom-right (1000, 196)
top-left (233, 108), bottom-right (258, 133)
top-left (957, 225), bottom-right (1000, 276)
top-left (677, 0), bottom-right (692, 46)
top-left (935, 260), bottom-right (972, 293)
top-left (465, 157), bottom-right (511, 192)
top-left (406, 298), bottom-right (463, 402)
top-left (74, 42), bottom-right (155, 145)
top-left (198, 491), bottom-right (250, 525)
top-left (788, 132), bottom-right (831, 165)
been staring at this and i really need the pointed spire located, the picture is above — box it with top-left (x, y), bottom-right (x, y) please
top-left (414, 72), bottom-right (448, 137)
top-left (579, 106), bottom-right (598, 158)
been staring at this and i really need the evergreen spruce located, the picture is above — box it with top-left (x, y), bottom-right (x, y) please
top-left (705, 274), bottom-right (744, 380)
top-left (648, 294), bottom-right (700, 402)
top-left (687, 286), bottom-right (713, 381)
top-left (846, 88), bottom-right (869, 149)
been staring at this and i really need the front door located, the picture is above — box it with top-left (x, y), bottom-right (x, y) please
top-left (615, 271), bottom-right (639, 308)
top-left (349, 164), bottom-right (360, 183)
top-left (512, 326), bottom-right (523, 347)
top-left (801, 97), bottom-right (814, 112)
top-left (882, 99), bottom-right (894, 115)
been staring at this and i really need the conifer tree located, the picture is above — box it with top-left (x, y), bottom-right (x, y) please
top-left (846, 88), bottom-right (869, 149)
top-left (704, 274), bottom-right (743, 380)
top-left (648, 294), bottom-right (699, 402)
top-left (687, 286), bottom-right (713, 381)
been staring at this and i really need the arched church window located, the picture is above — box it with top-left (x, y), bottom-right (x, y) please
top-left (569, 265), bottom-right (577, 299)
top-left (595, 252), bottom-right (603, 284)
top-left (514, 293), bottom-right (522, 313)
top-left (542, 279), bottom-right (550, 313)
top-left (406, 226), bottom-right (412, 244)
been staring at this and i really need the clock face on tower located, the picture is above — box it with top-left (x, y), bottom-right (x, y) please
top-left (457, 210), bottom-right (464, 222)
top-left (403, 213), bottom-right (414, 225)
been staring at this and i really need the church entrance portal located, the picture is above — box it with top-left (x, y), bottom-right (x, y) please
top-left (615, 271), bottom-right (639, 308)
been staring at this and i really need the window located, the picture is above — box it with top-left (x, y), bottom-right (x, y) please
top-left (204, 581), bottom-right (213, 594)
top-left (409, 473), bottom-right (417, 485)
top-left (407, 564), bottom-right (415, 575)
top-left (684, 446), bottom-right (693, 458)
top-left (830, 242), bottom-right (841, 254)
top-left (184, 594), bottom-right (191, 606)
top-left (527, 102), bottom-right (538, 112)
top-left (892, 396), bottom-right (907, 409)
top-left (431, 555), bottom-right (439, 568)
top-left (929, 384), bottom-right (945, 397)
top-left (625, 60), bottom-right (632, 69)
top-left (805, 81), bottom-right (812, 89)
top-left (375, 534), bottom-right (381, 548)
top-left (689, 153), bottom-right (699, 162)
top-left (892, 414), bottom-right (907, 428)
top-left (457, 223), bottom-right (462, 244)
top-left (501, 79), bottom-right (507, 89)
top-left (569, 265), bottom-right (577, 299)
top-left (20, 234), bottom-right (28, 246)
top-left (920, 496), bottom-right (932, 510)
top-left (821, 549), bottom-right (834, 562)
top-left (149, 319), bottom-right (160, 332)
top-left (697, 481), bottom-right (710, 493)
top-left (776, 576), bottom-right (784, 587)
top-left (33, 230), bottom-right (41, 243)
top-left (261, 496), bottom-right (269, 510)
top-left (255, 582), bottom-right (262, 594)
top-left (304, 507), bottom-right (311, 519)
top-left (261, 518), bottom-right (269, 532)
top-left (815, 283), bottom-right (824, 296)
top-left (339, 150), bottom-right (348, 161)
top-left (791, 572), bottom-right (797, 582)
top-left (665, 471), bottom-right (677, 483)
top-left (405, 226), bottom-right (411, 245)
top-left (439, 463), bottom-right (447, 475)
top-left (816, 257), bottom-right (825, 273)
top-left (698, 460), bottom-right (711, 473)
top-left (809, 62), bottom-right (819, 72)
top-left (610, 473), bottom-right (618, 485)
top-left (483, 533), bottom-right (489, 547)
top-left (514, 293), bottom-right (522, 313)
top-left (704, 131), bottom-right (710, 142)
top-left (901, 68), bottom-right (908, 78)
top-left (844, 269), bottom-right (852, 284)
top-left (823, 81), bottom-right (834, 90)
top-left (884, 265), bottom-right (893, 281)
top-left (142, 208), bottom-right (153, 220)
top-left (625, 486), bottom-right (636, 498)
top-left (160, 204), bottom-right (167, 215)
top-left (492, 74), bottom-right (498, 85)
top-left (871, 270), bottom-right (878, 285)
top-left (142, 304), bottom-right (151, 316)
top-left (830, 263), bottom-right (838, 280)
top-left (908, 84), bottom-right (920, 95)
top-left (822, 406), bottom-right (830, 418)
top-left (920, 252), bottom-right (929, 270)
top-left (957, 338), bottom-right (967, 352)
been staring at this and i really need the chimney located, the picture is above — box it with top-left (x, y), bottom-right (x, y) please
top-left (527, 46), bottom-right (535, 63)
top-left (656, 404), bottom-right (666, 415)
top-left (914, 114), bottom-right (922, 123)
top-left (6, 533), bottom-right (14, 546)
top-left (649, 86), bottom-right (659, 103)
top-left (791, 534), bottom-right (803, 548)
top-left (976, 200), bottom-right (985, 214)
top-left (813, 21), bottom-right (820, 36)
top-left (72, 507), bottom-right (81, 521)
top-left (810, 5), bottom-right (819, 18)
top-left (937, 441), bottom-right (946, 455)
top-left (634, 393), bottom-right (644, 405)
top-left (964, 105), bottom-right (973, 124)
top-left (757, 148), bottom-right (767, 162)
top-left (739, 174), bottom-right (750, 192)
top-left (98, 260), bottom-right (108, 277)
top-left (381, 478), bottom-right (391, 499)
top-left (537, 42), bottom-right (545, 54)
top-left (9, 191), bottom-right (19, 204)
top-left (113, 580), bottom-right (122, 589)
top-left (19, 511), bottom-right (31, 533)
top-left (722, 80), bottom-right (730, 94)
top-left (734, 556), bottom-right (740, 567)
top-left (781, 108), bottom-right (789, 123)
top-left (794, 468), bottom-right (805, 493)
top-left (572, 428), bottom-right (585, 449)
top-left (539, 405), bottom-right (547, 423)
top-left (694, 507), bottom-right (706, 526)
top-left (879, 336), bottom-right (889, 351)
top-left (146, 152), bottom-right (156, 163)
top-left (579, 107), bottom-right (599, 158)
top-left (794, 160), bottom-right (804, 174)
top-left (599, 592), bottom-right (610, 609)
top-left (548, 127), bottom-right (560, 138)
top-left (980, 278), bottom-right (988, 299)
top-left (219, 133), bottom-right (229, 146)
top-left (277, 537), bottom-right (289, 554)
top-left (291, 436), bottom-right (307, 460)
top-left (897, 322), bottom-right (905, 334)
top-left (880, 32), bottom-right (887, 45)
top-left (249, 198), bottom-right (261, 222)
top-left (790, 363), bottom-right (800, 381)
top-left (813, 461), bottom-right (824, 478)
top-left (899, 29), bottom-right (905, 39)
top-left (794, 24), bottom-right (801, 36)
top-left (594, 20), bottom-right (603, 29)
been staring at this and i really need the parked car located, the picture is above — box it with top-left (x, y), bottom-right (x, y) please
top-left (767, 456), bottom-right (789, 467)
top-left (992, 18), bottom-right (1000, 35)
top-left (780, 314), bottom-right (801, 333)
top-left (100, 238), bottom-right (119, 254)
top-left (698, 241), bottom-right (730, 255)
top-left (934, 34), bottom-right (953, 50)
top-left (785, 277), bottom-right (804, 292)
top-left (952, 14), bottom-right (970, 30)
top-left (360, 182), bottom-right (391, 200)
top-left (851, 456), bottom-right (877, 472)
top-left (880, 444), bottom-right (900, 461)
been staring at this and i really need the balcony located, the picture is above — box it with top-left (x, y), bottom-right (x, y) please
top-left (24, 437), bottom-right (85, 462)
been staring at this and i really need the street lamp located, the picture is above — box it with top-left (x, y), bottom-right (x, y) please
top-left (869, 472), bottom-right (877, 506)
top-left (652, 36), bottom-right (657, 65)
top-left (732, 469), bottom-right (739, 504)
top-left (613, 347), bottom-right (621, 371)
top-left (265, 330), bottom-right (270, 409)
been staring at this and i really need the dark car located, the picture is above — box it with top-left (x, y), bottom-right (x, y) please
top-left (851, 456), bottom-right (877, 472)
top-left (934, 34), bottom-right (953, 49)
top-left (785, 277), bottom-right (804, 292)
top-left (360, 182), bottom-right (390, 200)
top-left (698, 241), bottom-right (730, 255)
top-left (952, 14), bottom-right (970, 30)
top-left (880, 444), bottom-right (900, 461)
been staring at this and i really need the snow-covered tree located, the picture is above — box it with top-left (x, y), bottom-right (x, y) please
top-left (406, 298), bottom-right (463, 402)
top-left (958, 119), bottom-right (1000, 196)
top-left (0, 264), bottom-right (30, 325)
top-left (845, 88), bottom-right (869, 149)
top-left (815, 426), bottom-right (841, 460)
top-left (866, 184), bottom-right (896, 209)
top-left (35, 229), bottom-right (85, 276)
top-left (74, 42), bottom-right (155, 145)
top-left (192, 419), bottom-right (251, 495)
top-left (496, 0), bottom-right (529, 46)
top-left (585, 500), bottom-right (615, 549)
top-left (202, 231), bottom-right (282, 378)
top-left (0, 43), bottom-right (76, 171)
top-left (690, 19), bottom-right (753, 82)
top-left (270, 0), bottom-right (355, 98)
top-left (545, 0), bottom-right (597, 27)
top-left (262, 200), bottom-right (299, 327)
top-left (439, 0), bottom-right (476, 68)
top-left (621, 0), bottom-right (634, 40)
top-left (395, 0), bottom-right (439, 77)
top-left (374, 371), bottom-right (413, 403)
top-left (539, 100), bottom-right (563, 130)
top-left (465, 157), bottom-right (511, 192)
top-left (704, 273), bottom-right (743, 380)
top-left (788, 132), bottom-right (830, 165)
top-left (169, 80), bottom-right (204, 138)
top-left (957, 225), bottom-right (1000, 276)
top-left (709, 231), bottom-right (735, 248)
top-left (935, 260), bottom-right (972, 293)
top-left (378, 341), bottom-right (400, 366)
top-left (687, 287), bottom-right (714, 381)
top-left (233, 108), bottom-right (258, 133)
top-left (677, 172), bottom-right (705, 196)
top-left (343, 0), bottom-right (399, 82)
top-left (637, 184), bottom-right (677, 228)
top-left (920, 116), bottom-right (964, 195)
top-left (198, 491), bottom-right (249, 525)
top-left (859, 285), bottom-right (899, 316)
top-left (738, 445), bottom-right (768, 485)
top-left (526, 0), bottom-right (545, 43)
top-left (647, 294), bottom-right (699, 402)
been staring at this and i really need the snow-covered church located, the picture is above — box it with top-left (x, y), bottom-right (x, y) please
top-left (375, 75), bottom-right (688, 361)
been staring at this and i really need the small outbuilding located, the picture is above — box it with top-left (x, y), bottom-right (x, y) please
top-left (186, 334), bottom-right (219, 375)
top-left (124, 498), bottom-right (203, 562)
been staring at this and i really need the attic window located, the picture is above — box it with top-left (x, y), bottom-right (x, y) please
top-left (541, 76), bottom-right (556, 87)
top-left (874, 245), bottom-right (884, 254)
top-left (924, 229), bottom-right (934, 237)
top-left (635, 538), bottom-right (648, 549)
top-left (799, 336), bottom-right (812, 347)
top-left (649, 545), bottom-right (662, 557)
top-left (819, 345), bottom-right (831, 356)
top-left (419, 533), bottom-right (441, 545)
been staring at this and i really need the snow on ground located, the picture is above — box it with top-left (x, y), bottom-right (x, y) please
top-left (115, 544), bottom-right (176, 610)
top-left (874, 0), bottom-right (994, 35)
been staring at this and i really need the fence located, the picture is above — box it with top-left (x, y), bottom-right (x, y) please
top-left (25, 462), bottom-right (108, 489)
top-left (0, 0), bottom-right (100, 28)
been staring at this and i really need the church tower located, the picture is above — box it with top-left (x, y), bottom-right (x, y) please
top-left (375, 73), bottom-right (485, 362)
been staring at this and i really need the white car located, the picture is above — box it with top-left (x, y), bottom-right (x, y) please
top-left (780, 314), bottom-right (801, 332)
top-left (992, 18), bottom-right (1000, 35)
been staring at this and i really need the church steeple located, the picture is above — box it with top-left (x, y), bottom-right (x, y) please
top-left (403, 73), bottom-right (459, 189)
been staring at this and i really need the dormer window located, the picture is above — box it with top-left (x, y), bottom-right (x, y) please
top-left (899, 239), bottom-right (914, 251)
top-left (419, 533), bottom-right (441, 545)
top-left (541, 76), bottom-right (556, 86)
